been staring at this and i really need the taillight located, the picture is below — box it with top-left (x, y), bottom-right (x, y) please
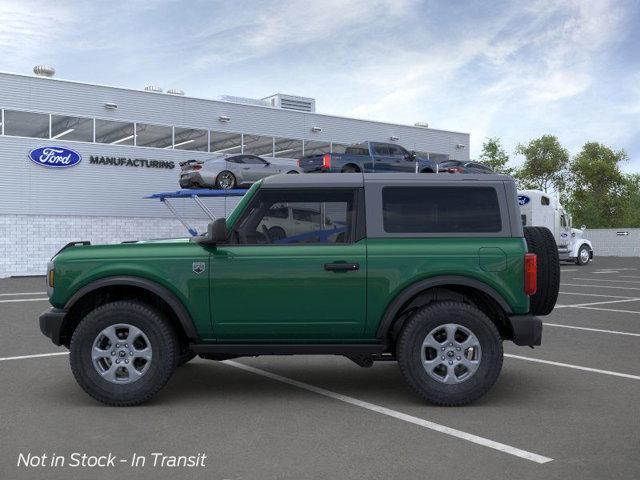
top-left (524, 253), bottom-right (537, 295)
top-left (192, 164), bottom-right (202, 170)
top-left (297, 159), bottom-right (301, 167)
top-left (447, 167), bottom-right (464, 173)
top-left (322, 153), bottom-right (331, 169)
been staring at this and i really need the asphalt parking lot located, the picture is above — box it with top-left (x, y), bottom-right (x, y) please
top-left (1, 257), bottom-right (639, 480)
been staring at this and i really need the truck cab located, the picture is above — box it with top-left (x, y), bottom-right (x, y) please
top-left (518, 189), bottom-right (593, 265)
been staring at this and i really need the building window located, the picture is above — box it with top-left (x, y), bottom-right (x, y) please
top-left (331, 143), bottom-right (349, 154)
top-left (273, 137), bottom-right (303, 158)
top-left (3, 110), bottom-right (50, 139)
top-left (95, 119), bottom-right (135, 145)
top-left (135, 123), bottom-right (173, 148)
top-left (210, 131), bottom-right (242, 154)
top-left (173, 127), bottom-right (208, 151)
top-left (243, 134), bottom-right (274, 156)
top-left (303, 140), bottom-right (331, 156)
top-left (382, 186), bottom-right (502, 233)
top-left (50, 114), bottom-right (94, 142)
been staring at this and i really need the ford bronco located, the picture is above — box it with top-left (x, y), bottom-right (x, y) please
top-left (39, 173), bottom-right (560, 406)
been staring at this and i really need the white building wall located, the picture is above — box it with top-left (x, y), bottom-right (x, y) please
top-left (583, 229), bottom-right (640, 257)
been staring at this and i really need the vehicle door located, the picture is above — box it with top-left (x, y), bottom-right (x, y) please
top-left (370, 143), bottom-right (394, 172)
top-left (210, 187), bottom-right (366, 340)
top-left (241, 155), bottom-right (278, 182)
top-left (558, 210), bottom-right (571, 247)
top-left (387, 144), bottom-right (416, 172)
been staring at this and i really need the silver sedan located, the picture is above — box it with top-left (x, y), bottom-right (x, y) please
top-left (179, 154), bottom-right (301, 189)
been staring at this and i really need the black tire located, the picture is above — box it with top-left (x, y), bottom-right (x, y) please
top-left (267, 226), bottom-right (286, 241)
top-left (341, 164), bottom-right (359, 173)
top-left (286, 170), bottom-right (299, 174)
top-left (397, 302), bottom-right (503, 406)
top-left (69, 301), bottom-right (178, 406)
top-left (576, 245), bottom-right (591, 266)
top-left (215, 171), bottom-right (236, 189)
top-left (523, 226), bottom-right (560, 315)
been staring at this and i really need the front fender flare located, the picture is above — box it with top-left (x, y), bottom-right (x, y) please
top-left (375, 275), bottom-right (513, 339)
top-left (64, 276), bottom-right (198, 341)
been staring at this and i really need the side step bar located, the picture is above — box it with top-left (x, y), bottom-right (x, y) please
top-left (191, 343), bottom-right (388, 356)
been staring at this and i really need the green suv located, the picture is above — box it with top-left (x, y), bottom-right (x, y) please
top-left (39, 173), bottom-right (560, 406)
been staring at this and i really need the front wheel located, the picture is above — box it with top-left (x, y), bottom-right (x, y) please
top-left (69, 301), bottom-right (179, 406)
top-left (396, 302), bottom-right (503, 406)
top-left (576, 245), bottom-right (591, 265)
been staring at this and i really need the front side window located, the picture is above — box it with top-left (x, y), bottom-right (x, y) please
top-left (373, 144), bottom-right (390, 156)
top-left (382, 186), bottom-right (502, 233)
top-left (388, 145), bottom-right (408, 157)
top-left (234, 189), bottom-right (355, 245)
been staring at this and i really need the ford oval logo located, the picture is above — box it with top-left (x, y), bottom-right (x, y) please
top-left (28, 146), bottom-right (82, 168)
top-left (517, 195), bottom-right (530, 206)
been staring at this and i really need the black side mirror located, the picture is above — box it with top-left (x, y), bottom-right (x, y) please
top-left (194, 218), bottom-right (227, 245)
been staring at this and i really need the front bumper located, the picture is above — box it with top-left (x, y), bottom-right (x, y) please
top-left (39, 308), bottom-right (68, 346)
top-left (508, 314), bottom-right (542, 346)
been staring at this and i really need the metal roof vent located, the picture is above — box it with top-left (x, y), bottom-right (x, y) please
top-left (33, 65), bottom-right (55, 77)
top-left (414, 122), bottom-right (429, 128)
top-left (262, 93), bottom-right (316, 112)
top-left (144, 85), bottom-right (163, 93)
top-left (167, 88), bottom-right (185, 96)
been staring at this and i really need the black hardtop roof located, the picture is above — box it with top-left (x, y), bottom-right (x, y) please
top-left (260, 172), bottom-right (515, 188)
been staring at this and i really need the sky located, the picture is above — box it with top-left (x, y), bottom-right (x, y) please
top-left (1, 0), bottom-right (639, 172)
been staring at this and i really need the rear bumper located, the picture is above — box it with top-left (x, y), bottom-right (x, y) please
top-left (39, 308), bottom-right (67, 346)
top-left (508, 314), bottom-right (542, 346)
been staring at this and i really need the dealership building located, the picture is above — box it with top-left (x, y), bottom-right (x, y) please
top-left (0, 68), bottom-right (470, 277)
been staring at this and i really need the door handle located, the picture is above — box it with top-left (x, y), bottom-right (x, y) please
top-left (324, 262), bottom-right (359, 271)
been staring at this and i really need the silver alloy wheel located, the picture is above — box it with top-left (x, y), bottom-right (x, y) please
top-left (217, 172), bottom-right (234, 189)
top-left (421, 323), bottom-right (481, 384)
top-left (91, 324), bottom-right (152, 384)
top-left (579, 247), bottom-right (590, 263)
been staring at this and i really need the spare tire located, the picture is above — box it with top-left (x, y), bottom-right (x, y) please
top-left (523, 226), bottom-right (560, 316)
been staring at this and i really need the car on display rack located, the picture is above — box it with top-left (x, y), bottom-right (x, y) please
top-left (39, 173), bottom-right (560, 407)
top-left (438, 159), bottom-right (494, 174)
top-left (297, 141), bottom-right (439, 174)
top-left (179, 154), bottom-right (301, 190)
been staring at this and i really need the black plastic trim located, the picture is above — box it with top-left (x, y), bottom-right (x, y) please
top-left (375, 275), bottom-right (514, 339)
top-left (39, 308), bottom-right (67, 346)
top-left (191, 343), bottom-right (387, 356)
top-left (64, 276), bottom-right (198, 341)
top-left (508, 314), bottom-right (542, 346)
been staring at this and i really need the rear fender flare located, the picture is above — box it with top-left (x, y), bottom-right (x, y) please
top-left (375, 275), bottom-right (513, 339)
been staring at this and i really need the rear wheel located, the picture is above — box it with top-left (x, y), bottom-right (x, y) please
top-left (268, 226), bottom-right (286, 241)
top-left (576, 245), bottom-right (591, 265)
top-left (215, 171), bottom-right (236, 189)
top-left (69, 301), bottom-right (178, 406)
top-left (397, 302), bottom-right (503, 406)
top-left (523, 226), bottom-right (560, 315)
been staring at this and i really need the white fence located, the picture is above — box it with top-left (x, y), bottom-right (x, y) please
top-left (583, 228), bottom-right (640, 257)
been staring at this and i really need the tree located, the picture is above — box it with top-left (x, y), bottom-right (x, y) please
top-left (514, 135), bottom-right (569, 194)
top-left (478, 137), bottom-right (513, 175)
top-left (620, 174), bottom-right (640, 228)
top-left (566, 142), bottom-right (628, 228)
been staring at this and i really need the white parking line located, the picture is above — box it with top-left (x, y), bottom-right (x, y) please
top-left (0, 352), bottom-right (68, 362)
top-left (544, 323), bottom-right (640, 337)
top-left (0, 292), bottom-right (47, 296)
top-left (505, 354), bottom-right (640, 380)
top-left (570, 306), bottom-right (640, 315)
top-left (0, 297), bottom-right (49, 304)
top-left (562, 283), bottom-right (640, 291)
top-left (555, 298), bottom-right (640, 309)
top-left (571, 278), bottom-right (640, 285)
top-left (559, 291), bottom-right (638, 299)
top-left (561, 269), bottom-right (579, 272)
top-left (223, 360), bottom-right (553, 464)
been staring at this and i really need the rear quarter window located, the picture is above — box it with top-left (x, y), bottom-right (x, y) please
top-left (382, 186), bottom-right (502, 233)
